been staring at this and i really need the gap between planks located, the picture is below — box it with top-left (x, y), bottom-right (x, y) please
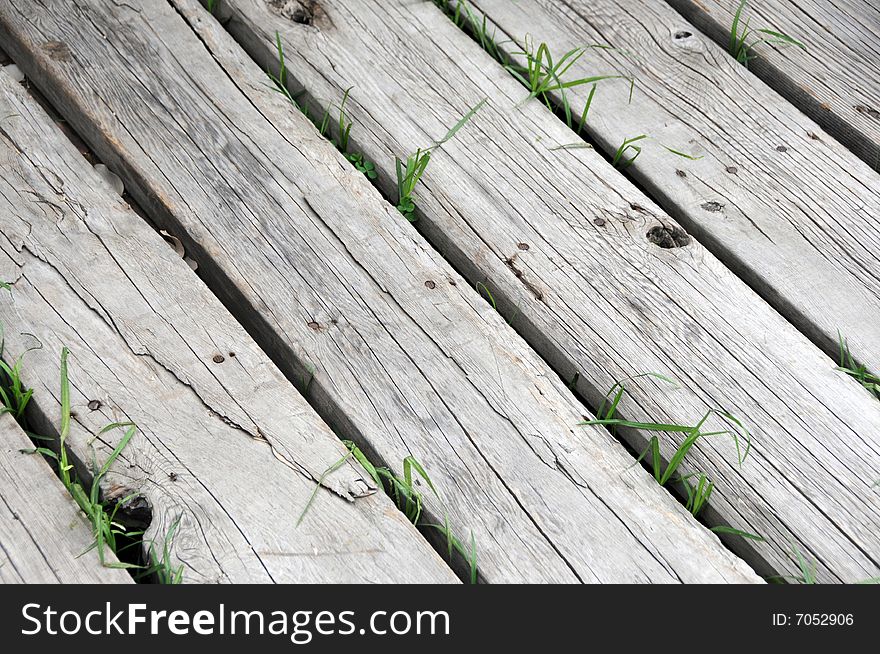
top-left (0, 413), bottom-right (134, 583)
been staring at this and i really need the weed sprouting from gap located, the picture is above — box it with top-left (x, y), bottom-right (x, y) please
top-left (35, 348), bottom-right (144, 570)
top-left (395, 150), bottom-right (430, 222)
top-left (612, 134), bottom-right (648, 169)
top-left (765, 544), bottom-right (817, 584)
top-left (434, 2), bottom-right (630, 135)
top-left (0, 326), bottom-right (38, 425)
top-left (395, 98), bottom-right (486, 221)
top-left (140, 515), bottom-right (185, 584)
top-left (441, 0), bottom-right (507, 64)
top-left (765, 544), bottom-right (880, 584)
top-left (205, 0), bottom-right (218, 14)
top-left (837, 332), bottom-right (879, 399)
top-left (729, 1), bottom-right (805, 68)
top-left (476, 281), bottom-right (498, 312)
top-left (505, 35), bottom-right (633, 132)
top-left (268, 33), bottom-right (377, 180)
top-left (680, 472), bottom-right (714, 516)
top-left (2, 337), bottom-right (182, 582)
top-left (298, 440), bottom-right (478, 583)
top-left (433, 2), bottom-right (712, 175)
top-left (474, 281), bottom-right (520, 325)
top-left (610, 135), bottom-right (703, 169)
top-left (581, 373), bottom-right (750, 521)
top-left (791, 544), bottom-right (817, 584)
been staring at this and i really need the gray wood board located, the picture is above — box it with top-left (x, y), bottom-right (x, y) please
top-left (471, 0), bottom-right (880, 375)
top-left (665, 0), bottom-right (880, 171)
top-left (217, 0), bottom-right (880, 582)
top-left (0, 413), bottom-right (134, 583)
top-left (0, 0), bottom-right (762, 583)
top-left (0, 70), bottom-right (457, 584)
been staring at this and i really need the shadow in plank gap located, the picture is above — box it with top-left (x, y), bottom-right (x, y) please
top-left (0, 68), bottom-right (457, 584)
top-left (0, 413), bottom-right (134, 583)
top-left (213, 0), bottom-right (880, 582)
top-left (0, 0), bottom-right (761, 582)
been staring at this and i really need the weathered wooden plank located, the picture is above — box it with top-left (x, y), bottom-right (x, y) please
top-left (0, 70), bottom-right (457, 584)
top-left (0, 413), bottom-right (134, 583)
top-left (0, 0), bottom-right (763, 582)
top-left (468, 0), bottom-right (880, 376)
top-left (215, 0), bottom-right (880, 581)
top-left (666, 0), bottom-right (880, 171)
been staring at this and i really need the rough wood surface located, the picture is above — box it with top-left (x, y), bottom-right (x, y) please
top-left (0, 413), bottom-right (134, 583)
top-left (469, 0), bottom-right (880, 372)
top-left (0, 0), bottom-right (763, 583)
top-left (666, 0), bottom-right (880, 171)
top-left (0, 70), bottom-right (456, 584)
top-left (217, 0), bottom-right (880, 582)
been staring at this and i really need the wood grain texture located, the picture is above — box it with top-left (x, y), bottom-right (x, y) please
top-left (217, 0), bottom-right (880, 582)
top-left (0, 70), bottom-right (456, 584)
top-left (665, 0), bottom-right (880, 171)
top-left (0, 413), bottom-right (134, 583)
top-left (472, 0), bottom-right (880, 382)
top-left (0, 0), bottom-right (763, 583)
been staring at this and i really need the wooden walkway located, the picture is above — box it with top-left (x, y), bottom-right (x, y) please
top-left (0, 0), bottom-right (877, 584)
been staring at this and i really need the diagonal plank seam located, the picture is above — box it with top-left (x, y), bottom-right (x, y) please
top-left (1, 68), bottom-right (457, 583)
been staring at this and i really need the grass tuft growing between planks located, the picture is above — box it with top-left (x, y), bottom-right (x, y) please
top-left (442, 0), bottom-right (507, 63)
top-left (580, 373), bottom-right (759, 541)
top-left (23, 347), bottom-right (143, 571)
top-left (505, 35), bottom-right (633, 132)
top-left (268, 33), bottom-right (378, 180)
top-left (433, 2), bottom-right (703, 168)
top-left (0, 325), bottom-right (37, 426)
top-left (395, 99), bottom-right (486, 221)
top-left (1, 318), bottom-right (184, 582)
top-left (769, 545), bottom-right (879, 585)
top-left (267, 30), bottom-right (484, 222)
top-left (728, 0), bottom-right (805, 68)
top-left (837, 333), bottom-right (879, 399)
top-left (141, 515), bottom-right (185, 584)
top-left (299, 441), bottom-right (478, 584)
top-left (585, 375), bottom-right (879, 584)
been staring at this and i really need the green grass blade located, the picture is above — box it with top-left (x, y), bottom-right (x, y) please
top-left (710, 525), bottom-right (765, 541)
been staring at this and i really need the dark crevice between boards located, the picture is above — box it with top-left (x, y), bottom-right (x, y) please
top-left (126, 0), bottom-right (480, 585)
top-left (200, 2), bottom-right (775, 581)
top-left (0, 348), bottom-right (155, 580)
